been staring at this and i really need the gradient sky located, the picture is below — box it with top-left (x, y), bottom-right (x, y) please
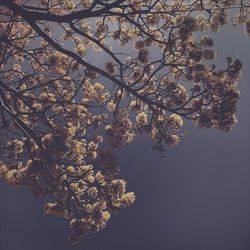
top-left (1, 21), bottom-right (250, 250)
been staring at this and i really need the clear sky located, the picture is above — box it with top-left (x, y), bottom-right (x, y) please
top-left (1, 21), bottom-right (250, 250)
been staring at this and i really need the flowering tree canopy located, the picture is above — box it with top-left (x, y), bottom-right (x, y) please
top-left (0, 0), bottom-right (249, 244)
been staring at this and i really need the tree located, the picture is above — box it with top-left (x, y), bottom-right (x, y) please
top-left (0, 0), bottom-right (249, 244)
